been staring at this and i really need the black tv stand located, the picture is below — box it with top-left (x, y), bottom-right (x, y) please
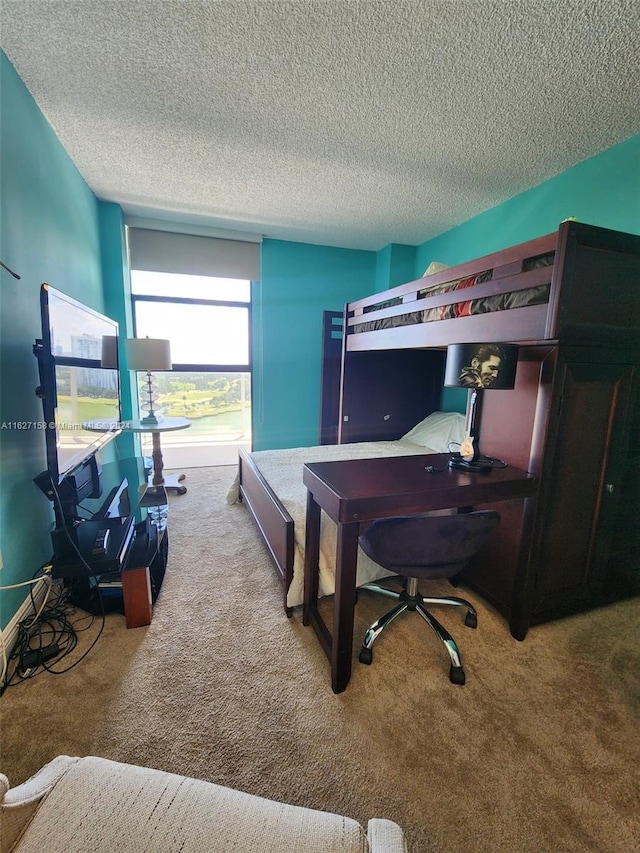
top-left (52, 477), bottom-right (168, 628)
top-left (50, 515), bottom-right (135, 578)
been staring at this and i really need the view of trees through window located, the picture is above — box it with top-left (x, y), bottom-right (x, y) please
top-left (142, 371), bottom-right (250, 433)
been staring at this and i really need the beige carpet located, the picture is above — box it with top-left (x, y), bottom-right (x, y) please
top-left (1, 466), bottom-right (639, 852)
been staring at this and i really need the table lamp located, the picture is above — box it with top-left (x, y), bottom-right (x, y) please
top-left (444, 342), bottom-right (518, 472)
top-left (125, 337), bottom-right (172, 425)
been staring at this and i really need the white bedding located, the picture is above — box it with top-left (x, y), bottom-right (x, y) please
top-left (228, 439), bottom-right (442, 608)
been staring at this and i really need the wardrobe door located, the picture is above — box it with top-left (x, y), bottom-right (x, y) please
top-left (531, 356), bottom-right (637, 616)
top-left (602, 366), bottom-right (640, 599)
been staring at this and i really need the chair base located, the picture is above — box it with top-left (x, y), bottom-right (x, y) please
top-left (358, 578), bottom-right (477, 685)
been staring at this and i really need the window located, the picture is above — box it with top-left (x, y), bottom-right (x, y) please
top-left (130, 270), bottom-right (252, 468)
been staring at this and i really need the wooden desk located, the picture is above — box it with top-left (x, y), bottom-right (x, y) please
top-left (302, 453), bottom-right (538, 693)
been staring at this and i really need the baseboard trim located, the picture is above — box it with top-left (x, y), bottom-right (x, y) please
top-left (1, 577), bottom-right (51, 663)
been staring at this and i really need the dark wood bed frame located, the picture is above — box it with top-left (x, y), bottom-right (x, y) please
top-left (240, 220), bottom-right (640, 635)
top-left (237, 447), bottom-right (295, 615)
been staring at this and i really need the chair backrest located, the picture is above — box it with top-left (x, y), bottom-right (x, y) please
top-left (358, 511), bottom-right (500, 579)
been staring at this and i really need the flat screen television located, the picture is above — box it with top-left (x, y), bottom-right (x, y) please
top-left (34, 284), bottom-right (121, 522)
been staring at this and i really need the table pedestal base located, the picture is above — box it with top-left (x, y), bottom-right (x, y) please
top-left (149, 472), bottom-right (187, 495)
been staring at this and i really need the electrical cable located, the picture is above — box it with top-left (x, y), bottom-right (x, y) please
top-left (42, 477), bottom-right (107, 670)
top-left (1, 571), bottom-right (106, 690)
top-left (444, 441), bottom-right (510, 471)
top-left (1, 478), bottom-right (109, 694)
top-left (424, 461), bottom-right (450, 473)
top-left (479, 456), bottom-right (509, 469)
top-left (3, 468), bottom-right (162, 691)
top-left (0, 569), bottom-right (54, 687)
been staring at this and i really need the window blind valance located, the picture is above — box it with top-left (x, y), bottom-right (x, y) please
top-left (128, 227), bottom-right (260, 280)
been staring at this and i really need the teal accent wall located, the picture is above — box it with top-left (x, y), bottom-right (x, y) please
top-left (415, 134), bottom-right (640, 274)
top-left (415, 136), bottom-right (639, 412)
top-left (98, 202), bottom-right (139, 465)
top-left (255, 240), bottom-right (375, 449)
top-left (0, 51), bottom-right (108, 627)
top-left (375, 243), bottom-right (416, 290)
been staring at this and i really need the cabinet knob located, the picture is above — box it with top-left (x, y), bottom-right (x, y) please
top-left (605, 483), bottom-right (614, 494)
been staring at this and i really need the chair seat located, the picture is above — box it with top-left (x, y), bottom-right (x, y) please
top-left (357, 511), bottom-right (500, 685)
top-left (358, 512), bottom-right (500, 578)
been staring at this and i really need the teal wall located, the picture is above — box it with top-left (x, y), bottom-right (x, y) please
top-left (98, 201), bottom-right (141, 473)
top-left (415, 134), bottom-right (640, 274)
top-left (375, 243), bottom-right (416, 290)
top-left (0, 52), bottom-right (378, 629)
top-left (255, 240), bottom-right (375, 449)
top-left (0, 55), bottom-right (143, 631)
top-left (0, 52), bottom-right (108, 626)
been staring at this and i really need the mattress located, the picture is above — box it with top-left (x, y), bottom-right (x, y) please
top-left (352, 252), bottom-right (554, 334)
top-left (228, 439), bottom-right (442, 608)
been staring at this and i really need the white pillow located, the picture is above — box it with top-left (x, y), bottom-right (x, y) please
top-left (423, 261), bottom-right (450, 277)
top-left (400, 411), bottom-right (466, 453)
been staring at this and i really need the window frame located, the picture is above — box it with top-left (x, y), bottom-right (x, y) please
top-left (131, 291), bottom-right (252, 374)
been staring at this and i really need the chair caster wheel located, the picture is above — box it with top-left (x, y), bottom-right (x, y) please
top-left (450, 666), bottom-right (466, 685)
top-left (464, 611), bottom-right (477, 629)
top-left (176, 486), bottom-right (187, 495)
top-left (359, 647), bottom-right (373, 665)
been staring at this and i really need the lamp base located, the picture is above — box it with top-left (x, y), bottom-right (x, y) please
top-left (448, 455), bottom-right (492, 474)
top-left (140, 412), bottom-right (163, 426)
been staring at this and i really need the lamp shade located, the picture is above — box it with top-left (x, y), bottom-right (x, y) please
top-left (125, 337), bottom-right (172, 371)
top-left (444, 343), bottom-right (518, 391)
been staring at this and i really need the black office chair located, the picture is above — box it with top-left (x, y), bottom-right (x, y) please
top-left (357, 511), bottom-right (500, 685)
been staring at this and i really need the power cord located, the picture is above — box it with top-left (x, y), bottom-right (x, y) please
top-left (424, 461), bottom-right (450, 473)
top-left (423, 443), bottom-right (510, 474)
top-left (0, 571), bottom-right (54, 687)
top-left (1, 580), bottom-right (100, 692)
top-left (1, 478), bottom-right (109, 694)
top-left (479, 456), bottom-right (509, 469)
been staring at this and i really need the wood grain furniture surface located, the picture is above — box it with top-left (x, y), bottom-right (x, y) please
top-left (236, 440), bottom-right (441, 616)
top-left (302, 453), bottom-right (538, 693)
top-left (238, 221), bottom-right (640, 642)
top-left (339, 221), bottom-right (640, 634)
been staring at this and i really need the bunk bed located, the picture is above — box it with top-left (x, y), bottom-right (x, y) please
top-left (345, 223), bottom-right (640, 353)
top-left (237, 220), bottom-right (640, 637)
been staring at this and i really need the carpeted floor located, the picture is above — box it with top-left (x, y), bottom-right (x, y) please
top-left (1, 466), bottom-right (639, 852)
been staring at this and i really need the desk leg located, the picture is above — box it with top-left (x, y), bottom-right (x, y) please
top-left (303, 492), bottom-right (360, 693)
top-left (331, 521), bottom-right (360, 694)
top-left (303, 491), bottom-right (321, 626)
top-left (508, 493), bottom-right (537, 641)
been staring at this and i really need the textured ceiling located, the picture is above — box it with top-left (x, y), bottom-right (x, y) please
top-left (2, 0), bottom-right (639, 250)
